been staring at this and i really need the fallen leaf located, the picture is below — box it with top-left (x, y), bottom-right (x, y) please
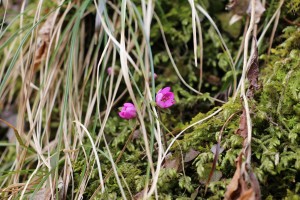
top-left (226, 0), bottom-right (265, 24)
top-left (226, 0), bottom-right (250, 16)
top-left (210, 143), bottom-right (225, 155)
top-left (205, 144), bottom-right (225, 193)
top-left (224, 153), bottom-right (261, 200)
top-left (247, 38), bottom-right (259, 98)
top-left (206, 74), bottom-right (221, 86)
top-left (224, 153), bottom-right (243, 200)
top-left (249, 170), bottom-right (261, 199)
top-left (184, 148), bottom-right (200, 162)
top-left (236, 108), bottom-right (248, 139)
top-left (164, 153), bottom-right (182, 172)
top-left (34, 13), bottom-right (57, 69)
top-left (239, 188), bottom-right (256, 200)
top-left (133, 189), bottom-right (147, 200)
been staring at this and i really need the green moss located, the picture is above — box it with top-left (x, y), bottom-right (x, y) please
top-left (63, 2), bottom-right (300, 199)
top-left (71, 26), bottom-right (300, 197)
top-left (140, 26), bottom-right (300, 199)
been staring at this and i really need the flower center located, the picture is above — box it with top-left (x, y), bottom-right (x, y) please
top-left (161, 95), bottom-right (169, 102)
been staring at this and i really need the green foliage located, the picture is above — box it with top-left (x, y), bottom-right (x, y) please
top-left (178, 176), bottom-right (194, 193)
top-left (142, 26), bottom-right (300, 199)
top-left (286, 0), bottom-right (300, 14)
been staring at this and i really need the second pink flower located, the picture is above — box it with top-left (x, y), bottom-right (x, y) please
top-left (156, 87), bottom-right (175, 109)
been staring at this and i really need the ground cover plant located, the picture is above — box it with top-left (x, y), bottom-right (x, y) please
top-left (0, 0), bottom-right (300, 199)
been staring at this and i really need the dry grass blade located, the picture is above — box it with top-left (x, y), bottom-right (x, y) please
top-left (224, 0), bottom-right (264, 199)
top-left (153, 13), bottom-right (225, 104)
top-left (188, 0), bottom-right (198, 67)
top-left (196, 4), bottom-right (236, 93)
top-left (73, 121), bottom-right (105, 193)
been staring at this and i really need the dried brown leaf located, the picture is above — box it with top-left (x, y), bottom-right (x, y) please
top-left (184, 148), bottom-right (200, 163)
top-left (226, 0), bottom-right (250, 16)
top-left (236, 108), bottom-right (248, 139)
top-left (226, 0), bottom-right (265, 24)
top-left (206, 74), bottom-right (221, 86)
top-left (249, 170), bottom-right (261, 199)
top-left (224, 153), bottom-right (261, 200)
top-left (132, 130), bottom-right (141, 140)
top-left (133, 189), bottom-right (147, 200)
top-left (34, 13), bottom-right (56, 69)
top-left (164, 154), bottom-right (181, 172)
top-left (211, 143), bottom-right (225, 155)
top-left (205, 144), bottom-right (224, 193)
top-left (239, 188), bottom-right (256, 200)
top-left (247, 38), bottom-right (259, 98)
top-left (224, 153), bottom-right (243, 200)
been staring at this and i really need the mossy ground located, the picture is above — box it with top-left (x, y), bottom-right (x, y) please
top-left (73, 16), bottom-right (300, 200)
top-left (1, 0), bottom-right (300, 199)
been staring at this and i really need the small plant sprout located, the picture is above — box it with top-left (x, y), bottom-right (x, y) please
top-left (118, 103), bottom-right (137, 119)
top-left (156, 87), bottom-right (175, 109)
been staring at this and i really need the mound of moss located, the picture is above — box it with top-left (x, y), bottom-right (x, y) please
top-left (170, 26), bottom-right (300, 199)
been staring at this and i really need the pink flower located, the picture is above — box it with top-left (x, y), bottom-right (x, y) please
top-left (153, 73), bottom-right (157, 79)
top-left (107, 67), bottom-right (113, 75)
top-left (119, 103), bottom-right (137, 119)
top-left (156, 87), bottom-right (175, 108)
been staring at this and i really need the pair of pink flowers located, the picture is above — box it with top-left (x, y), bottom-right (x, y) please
top-left (119, 87), bottom-right (175, 119)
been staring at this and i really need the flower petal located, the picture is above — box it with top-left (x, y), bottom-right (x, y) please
top-left (124, 103), bottom-right (134, 108)
top-left (156, 93), bottom-right (163, 103)
top-left (119, 102), bottom-right (136, 119)
top-left (160, 87), bottom-right (171, 94)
